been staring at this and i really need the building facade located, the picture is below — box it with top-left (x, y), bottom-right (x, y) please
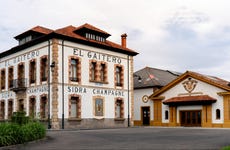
top-left (133, 67), bottom-right (179, 126)
top-left (149, 71), bottom-right (230, 128)
top-left (0, 23), bottom-right (138, 129)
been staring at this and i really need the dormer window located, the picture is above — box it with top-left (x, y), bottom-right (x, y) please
top-left (85, 33), bottom-right (105, 42)
top-left (19, 35), bottom-right (32, 45)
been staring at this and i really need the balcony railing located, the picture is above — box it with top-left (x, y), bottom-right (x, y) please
top-left (10, 78), bottom-right (27, 92)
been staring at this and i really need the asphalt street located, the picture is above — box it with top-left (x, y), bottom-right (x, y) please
top-left (2, 127), bottom-right (230, 150)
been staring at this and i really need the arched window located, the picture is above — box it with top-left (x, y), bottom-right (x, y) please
top-left (165, 110), bottom-right (169, 120)
top-left (216, 109), bottom-right (220, 120)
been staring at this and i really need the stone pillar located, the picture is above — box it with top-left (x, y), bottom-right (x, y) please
top-left (153, 99), bottom-right (162, 126)
top-left (169, 106), bottom-right (177, 126)
top-left (202, 105), bottom-right (212, 127)
top-left (130, 56), bottom-right (134, 126)
top-left (223, 94), bottom-right (230, 127)
top-left (51, 39), bottom-right (59, 129)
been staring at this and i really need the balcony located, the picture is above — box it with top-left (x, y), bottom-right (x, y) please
top-left (10, 78), bottom-right (27, 92)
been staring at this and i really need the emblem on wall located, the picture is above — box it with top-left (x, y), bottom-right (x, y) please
top-left (182, 78), bottom-right (198, 93)
top-left (142, 95), bottom-right (149, 103)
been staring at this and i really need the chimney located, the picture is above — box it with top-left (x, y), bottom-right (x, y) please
top-left (121, 33), bottom-right (127, 48)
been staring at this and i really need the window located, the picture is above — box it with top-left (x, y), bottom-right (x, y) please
top-left (0, 101), bottom-right (5, 119)
top-left (40, 56), bottom-right (48, 82)
top-left (165, 110), bottom-right (169, 120)
top-left (100, 63), bottom-right (107, 82)
top-left (85, 33), bottom-right (105, 42)
top-left (93, 97), bottom-right (104, 117)
top-left (40, 96), bottom-right (48, 119)
top-left (115, 99), bottom-right (124, 118)
top-left (8, 100), bottom-right (13, 119)
top-left (29, 97), bottom-right (36, 118)
top-left (115, 66), bottom-right (123, 87)
top-left (70, 58), bottom-right (78, 82)
top-left (30, 60), bottom-right (36, 84)
top-left (90, 61), bottom-right (108, 83)
top-left (216, 109), bottom-right (220, 119)
top-left (1, 69), bottom-right (5, 90)
top-left (18, 63), bottom-right (25, 88)
top-left (90, 62), bottom-right (97, 81)
top-left (69, 96), bottom-right (81, 118)
top-left (18, 63), bottom-right (25, 79)
top-left (18, 99), bottom-right (24, 112)
top-left (19, 35), bottom-right (32, 45)
top-left (8, 67), bottom-right (14, 89)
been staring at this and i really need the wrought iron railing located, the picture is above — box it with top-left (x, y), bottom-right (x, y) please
top-left (10, 78), bottom-right (27, 92)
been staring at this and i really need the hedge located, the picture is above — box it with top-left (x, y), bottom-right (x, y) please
top-left (0, 111), bottom-right (46, 147)
top-left (0, 122), bottom-right (46, 147)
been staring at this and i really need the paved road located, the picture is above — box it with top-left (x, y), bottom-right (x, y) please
top-left (2, 127), bottom-right (230, 150)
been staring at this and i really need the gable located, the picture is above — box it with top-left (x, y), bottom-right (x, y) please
top-left (149, 71), bottom-right (230, 99)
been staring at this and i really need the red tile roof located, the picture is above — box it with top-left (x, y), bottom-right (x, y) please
top-left (163, 95), bottom-right (217, 105)
top-left (187, 71), bottom-right (230, 89)
top-left (30, 26), bottom-right (54, 34)
top-left (12, 23), bottom-right (138, 56)
top-left (53, 24), bottom-right (137, 54)
top-left (74, 23), bottom-right (111, 36)
top-left (14, 26), bottom-right (53, 39)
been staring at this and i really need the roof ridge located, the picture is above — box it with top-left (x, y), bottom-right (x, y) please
top-left (74, 23), bottom-right (111, 35)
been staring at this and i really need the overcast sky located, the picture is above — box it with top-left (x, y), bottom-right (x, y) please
top-left (1, 0), bottom-right (230, 80)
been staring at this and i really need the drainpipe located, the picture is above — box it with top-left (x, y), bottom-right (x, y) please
top-left (127, 55), bottom-right (130, 127)
top-left (122, 33), bottom-right (130, 127)
top-left (62, 40), bottom-right (64, 129)
top-left (48, 40), bottom-right (51, 129)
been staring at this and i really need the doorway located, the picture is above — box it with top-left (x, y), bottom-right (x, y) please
top-left (180, 110), bottom-right (201, 127)
top-left (142, 107), bottom-right (150, 125)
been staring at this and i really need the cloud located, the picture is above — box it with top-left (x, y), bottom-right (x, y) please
top-left (1, 0), bottom-right (230, 80)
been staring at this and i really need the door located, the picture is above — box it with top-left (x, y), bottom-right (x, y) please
top-left (180, 110), bottom-right (201, 127)
top-left (142, 107), bottom-right (150, 125)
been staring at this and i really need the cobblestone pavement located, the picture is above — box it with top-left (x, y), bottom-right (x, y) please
top-left (2, 127), bottom-right (230, 150)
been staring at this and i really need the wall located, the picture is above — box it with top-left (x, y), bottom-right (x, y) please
top-left (160, 77), bottom-right (226, 124)
top-left (133, 88), bottom-right (153, 124)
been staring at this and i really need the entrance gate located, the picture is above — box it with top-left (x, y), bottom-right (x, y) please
top-left (180, 110), bottom-right (201, 127)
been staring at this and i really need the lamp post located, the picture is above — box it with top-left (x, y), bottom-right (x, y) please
top-left (50, 62), bottom-right (55, 72)
top-left (48, 61), bottom-right (55, 129)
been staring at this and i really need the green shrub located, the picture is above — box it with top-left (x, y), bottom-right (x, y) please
top-left (0, 121), bottom-right (46, 147)
top-left (222, 146), bottom-right (230, 150)
top-left (20, 122), bottom-right (46, 142)
top-left (11, 111), bottom-right (29, 125)
top-left (0, 123), bottom-right (22, 146)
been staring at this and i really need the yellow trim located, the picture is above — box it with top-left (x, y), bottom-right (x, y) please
top-left (134, 120), bottom-right (142, 126)
top-left (218, 92), bottom-right (230, 96)
top-left (212, 124), bottom-right (223, 128)
top-left (150, 96), bottom-right (165, 100)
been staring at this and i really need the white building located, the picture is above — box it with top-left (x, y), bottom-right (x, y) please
top-left (133, 67), bottom-right (179, 126)
top-left (149, 71), bottom-right (230, 128)
top-left (0, 23), bottom-right (138, 129)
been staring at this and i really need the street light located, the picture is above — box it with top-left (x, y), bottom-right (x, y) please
top-left (48, 61), bottom-right (55, 129)
top-left (50, 62), bottom-right (55, 72)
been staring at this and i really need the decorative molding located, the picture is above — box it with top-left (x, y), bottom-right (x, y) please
top-left (182, 78), bottom-right (198, 93)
